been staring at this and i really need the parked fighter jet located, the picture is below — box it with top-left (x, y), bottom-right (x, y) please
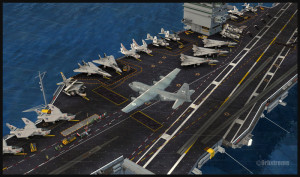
top-left (131, 39), bottom-right (152, 54)
top-left (192, 45), bottom-right (228, 56)
top-left (120, 43), bottom-right (140, 60)
top-left (24, 104), bottom-right (76, 123)
top-left (180, 54), bottom-right (219, 66)
top-left (73, 60), bottom-right (111, 78)
top-left (146, 33), bottom-right (169, 47)
top-left (203, 38), bottom-right (237, 48)
top-left (242, 3), bottom-right (257, 13)
top-left (93, 54), bottom-right (122, 73)
top-left (223, 24), bottom-right (243, 34)
top-left (121, 68), bottom-right (195, 113)
top-left (229, 14), bottom-right (239, 20)
top-left (228, 6), bottom-right (244, 16)
top-left (3, 139), bottom-right (23, 154)
top-left (220, 28), bottom-right (240, 39)
top-left (57, 72), bottom-right (87, 97)
top-left (6, 118), bottom-right (51, 138)
top-left (159, 28), bottom-right (180, 41)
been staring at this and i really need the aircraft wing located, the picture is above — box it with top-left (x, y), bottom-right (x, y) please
top-left (194, 50), bottom-right (211, 56)
top-left (121, 89), bottom-right (157, 113)
top-left (152, 68), bottom-right (181, 90)
top-left (73, 67), bottom-right (88, 73)
top-left (182, 59), bottom-right (206, 66)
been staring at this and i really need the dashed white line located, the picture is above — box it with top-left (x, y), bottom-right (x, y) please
top-left (18, 159), bottom-right (25, 163)
top-left (138, 145), bottom-right (142, 149)
top-left (38, 162), bottom-right (45, 167)
top-left (132, 151), bottom-right (136, 155)
top-left (24, 168), bottom-right (34, 174)
top-left (30, 154), bottom-right (36, 157)
top-left (145, 138), bottom-right (148, 142)
top-left (41, 148), bottom-right (46, 152)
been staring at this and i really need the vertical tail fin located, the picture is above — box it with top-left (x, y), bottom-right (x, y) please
top-left (120, 43), bottom-right (128, 52)
top-left (142, 39), bottom-right (147, 47)
top-left (3, 139), bottom-right (7, 147)
top-left (60, 72), bottom-right (67, 82)
top-left (172, 83), bottom-right (195, 109)
top-left (176, 83), bottom-right (195, 101)
top-left (22, 118), bottom-right (36, 129)
top-left (160, 28), bottom-right (165, 34)
top-left (153, 36), bottom-right (158, 43)
top-left (165, 31), bottom-right (170, 38)
top-left (192, 44), bottom-right (198, 51)
top-left (132, 39), bottom-right (139, 47)
top-left (6, 123), bottom-right (17, 131)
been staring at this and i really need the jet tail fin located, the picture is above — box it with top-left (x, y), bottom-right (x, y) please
top-left (3, 139), bottom-right (7, 147)
top-left (159, 28), bottom-right (165, 34)
top-left (22, 118), bottom-right (36, 129)
top-left (192, 44), bottom-right (198, 51)
top-left (6, 123), bottom-right (17, 131)
top-left (132, 39), bottom-right (139, 47)
top-left (142, 39), bottom-right (147, 47)
top-left (120, 43), bottom-right (128, 52)
top-left (60, 72), bottom-right (67, 82)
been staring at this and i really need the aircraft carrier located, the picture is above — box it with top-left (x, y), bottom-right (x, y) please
top-left (3, 3), bottom-right (298, 174)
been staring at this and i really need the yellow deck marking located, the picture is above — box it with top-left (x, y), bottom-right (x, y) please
top-left (185, 141), bottom-right (196, 154)
top-left (130, 111), bottom-right (163, 132)
top-left (239, 72), bottom-right (250, 85)
top-left (92, 86), bottom-right (128, 105)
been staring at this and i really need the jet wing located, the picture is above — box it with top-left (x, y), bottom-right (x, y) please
top-left (121, 89), bottom-right (157, 113)
top-left (181, 59), bottom-right (206, 66)
top-left (194, 50), bottom-right (211, 56)
top-left (152, 68), bottom-right (181, 90)
top-left (73, 67), bottom-right (89, 73)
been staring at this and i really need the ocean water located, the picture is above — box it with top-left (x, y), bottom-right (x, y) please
top-left (3, 3), bottom-right (297, 174)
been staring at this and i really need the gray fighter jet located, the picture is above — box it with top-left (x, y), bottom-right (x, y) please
top-left (6, 118), bottom-right (51, 138)
top-left (192, 45), bottom-right (228, 56)
top-left (24, 104), bottom-right (76, 123)
top-left (121, 68), bottom-right (195, 113)
top-left (93, 53), bottom-right (122, 73)
top-left (3, 139), bottom-right (23, 154)
top-left (120, 43), bottom-right (140, 60)
top-left (146, 33), bottom-right (169, 47)
top-left (228, 6), bottom-right (244, 16)
top-left (242, 3), bottom-right (257, 13)
top-left (180, 54), bottom-right (219, 66)
top-left (73, 60), bottom-right (112, 78)
top-left (229, 14), bottom-right (239, 20)
top-left (57, 72), bottom-right (87, 97)
top-left (131, 39), bottom-right (152, 54)
top-left (159, 28), bottom-right (180, 41)
top-left (203, 38), bottom-right (237, 48)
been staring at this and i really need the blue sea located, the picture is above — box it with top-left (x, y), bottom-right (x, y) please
top-left (3, 3), bottom-right (297, 174)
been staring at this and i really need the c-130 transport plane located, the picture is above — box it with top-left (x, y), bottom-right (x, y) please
top-left (121, 68), bottom-right (195, 113)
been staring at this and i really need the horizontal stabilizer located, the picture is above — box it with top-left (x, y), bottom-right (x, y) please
top-left (172, 99), bottom-right (185, 109)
